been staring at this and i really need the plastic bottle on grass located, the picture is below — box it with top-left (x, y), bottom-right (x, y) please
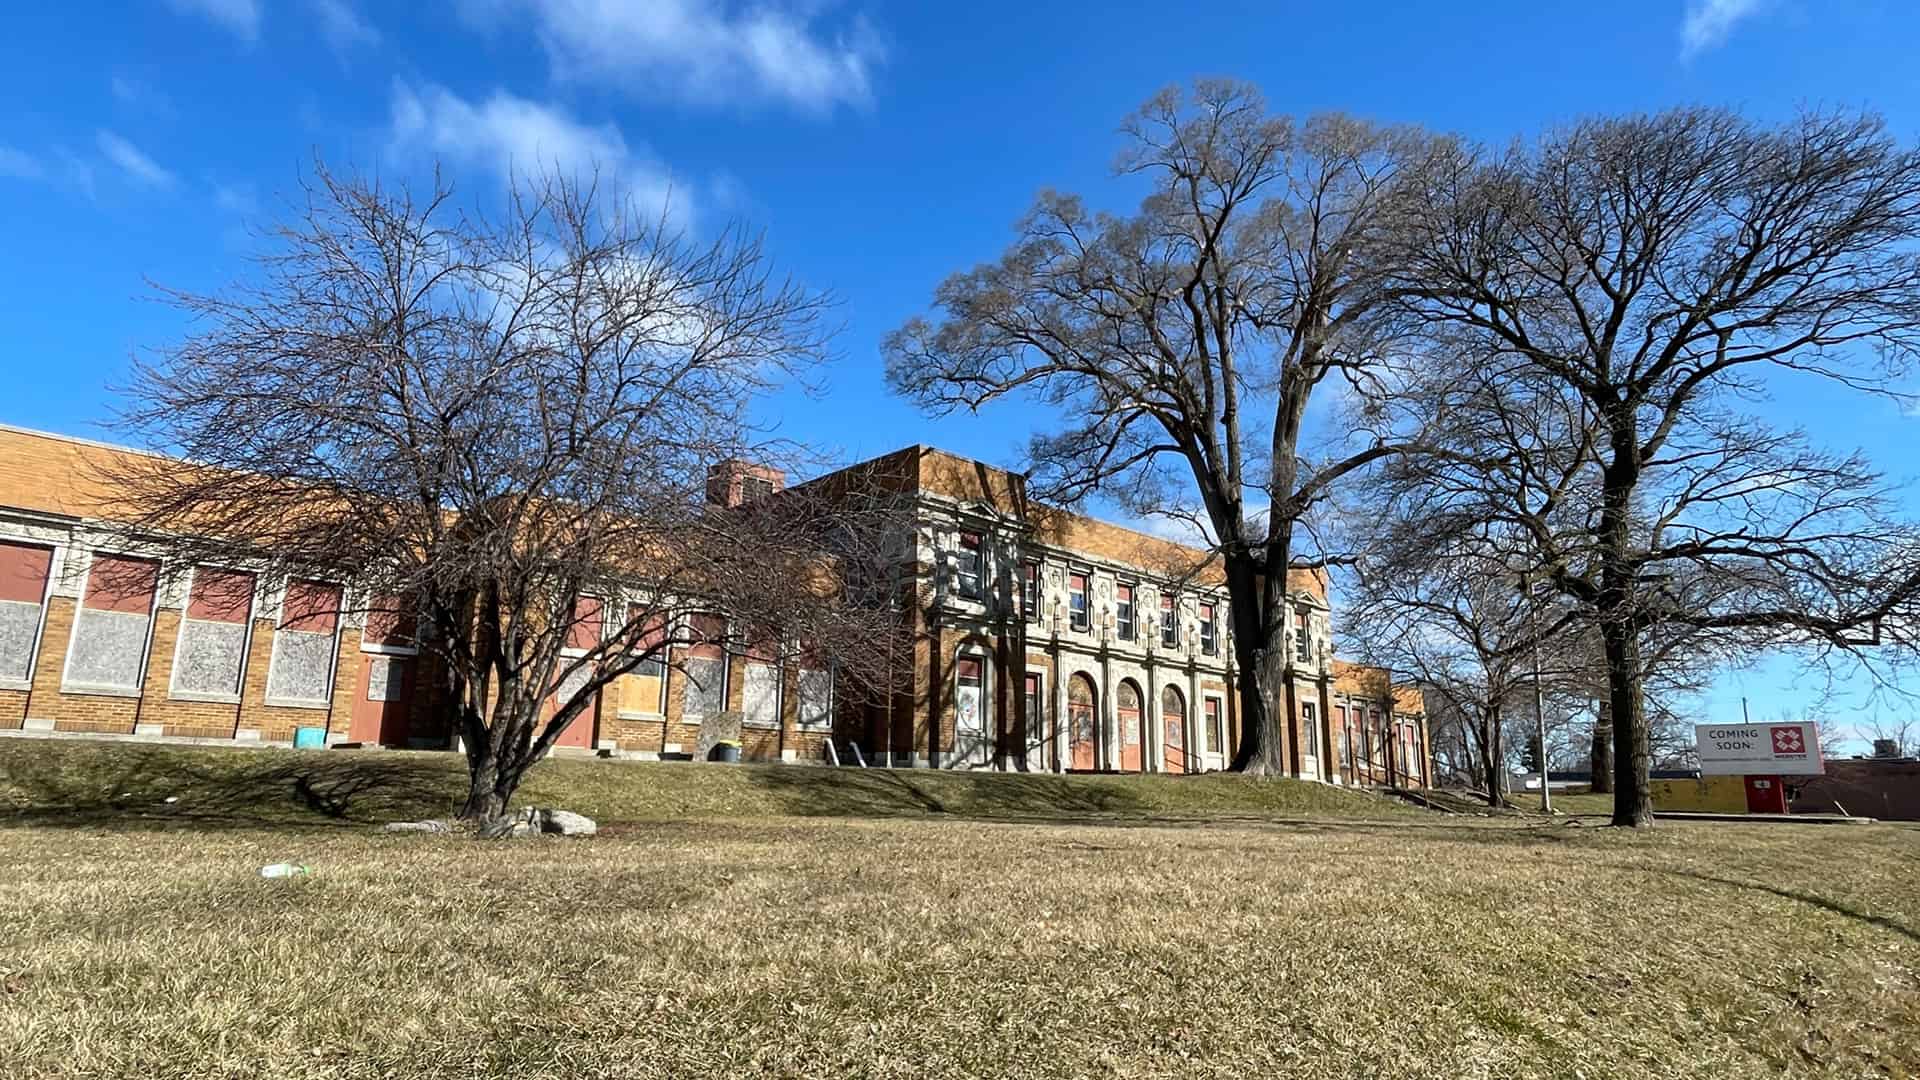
top-left (259, 863), bottom-right (309, 878)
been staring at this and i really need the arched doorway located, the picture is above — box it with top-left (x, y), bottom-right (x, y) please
top-left (1117, 680), bottom-right (1144, 772)
top-left (1162, 685), bottom-right (1188, 774)
top-left (1067, 674), bottom-right (1097, 771)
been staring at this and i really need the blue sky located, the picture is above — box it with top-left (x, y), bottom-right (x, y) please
top-left (4, 1), bottom-right (1918, 745)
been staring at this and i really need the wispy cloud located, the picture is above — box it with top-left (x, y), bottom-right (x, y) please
top-left (1, 145), bottom-right (98, 198)
top-left (212, 181), bottom-right (258, 216)
top-left (110, 75), bottom-right (172, 113)
top-left (0, 146), bottom-right (45, 181)
top-left (164, 0), bottom-right (262, 42)
top-left (388, 80), bottom-right (688, 225)
top-left (308, 0), bottom-right (380, 52)
top-left (1680, 0), bottom-right (1768, 59)
top-left (96, 131), bottom-right (177, 189)
top-left (462, 0), bottom-right (883, 112)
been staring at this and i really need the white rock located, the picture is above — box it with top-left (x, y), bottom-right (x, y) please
top-left (540, 809), bottom-right (597, 836)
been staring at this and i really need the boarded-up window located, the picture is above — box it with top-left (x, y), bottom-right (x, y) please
top-left (798, 665), bottom-right (832, 729)
top-left (266, 580), bottom-right (340, 705)
top-left (1204, 697), bottom-right (1223, 756)
top-left (955, 656), bottom-right (985, 734)
top-left (1117, 681), bottom-right (1142, 747)
top-left (741, 661), bottom-right (779, 728)
top-left (365, 654), bottom-right (402, 702)
top-left (0, 541), bottom-right (53, 683)
top-left (554, 659), bottom-right (592, 710)
top-left (681, 612), bottom-right (726, 721)
top-left (620, 605), bottom-right (667, 715)
top-left (67, 553), bottom-right (158, 690)
top-left (172, 567), bottom-right (254, 698)
top-left (682, 657), bottom-right (724, 720)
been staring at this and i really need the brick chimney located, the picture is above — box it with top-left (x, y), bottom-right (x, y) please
top-left (707, 459), bottom-right (786, 508)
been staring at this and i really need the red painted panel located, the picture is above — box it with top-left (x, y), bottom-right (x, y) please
top-left (363, 595), bottom-right (417, 646)
top-left (565, 595), bottom-right (603, 651)
top-left (0, 542), bottom-right (52, 604)
top-left (186, 568), bottom-right (254, 623)
top-left (85, 554), bottom-right (158, 613)
top-left (687, 612), bottom-right (726, 659)
top-left (282, 580), bottom-right (340, 632)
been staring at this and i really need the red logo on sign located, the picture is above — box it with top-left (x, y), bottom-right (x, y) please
top-left (1770, 726), bottom-right (1806, 755)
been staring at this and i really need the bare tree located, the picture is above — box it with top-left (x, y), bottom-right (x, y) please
top-left (103, 165), bottom-right (899, 823)
top-left (1388, 108), bottom-right (1920, 825)
top-left (885, 80), bottom-right (1448, 774)
top-left (1856, 714), bottom-right (1919, 758)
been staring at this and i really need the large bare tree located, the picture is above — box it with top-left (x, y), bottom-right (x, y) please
top-left (1388, 108), bottom-right (1920, 825)
top-left (885, 81), bottom-right (1447, 774)
top-left (104, 166), bottom-right (898, 823)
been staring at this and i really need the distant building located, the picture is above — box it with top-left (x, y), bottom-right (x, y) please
top-left (0, 427), bottom-right (1428, 781)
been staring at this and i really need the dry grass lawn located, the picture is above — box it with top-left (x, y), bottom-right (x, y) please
top-left (1, 740), bottom-right (1916, 1079)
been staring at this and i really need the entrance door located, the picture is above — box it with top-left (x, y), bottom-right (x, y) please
top-left (1067, 674), bottom-right (1097, 771)
top-left (349, 652), bottom-right (413, 745)
top-left (1117, 681), bottom-right (1144, 772)
top-left (549, 596), bottom-right (602, 750)
top-left (548, 659), bottom-right (598, 749)
top-left (1023, 672), bottom-right (1047, 770)
top-left (1162, 685), bottom-right (1188, 774)
top-left (1744, 775), bottom-right (1787, 814)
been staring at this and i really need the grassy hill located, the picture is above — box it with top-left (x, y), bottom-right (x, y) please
top-left (0, 736), bottom-right (1415, 830)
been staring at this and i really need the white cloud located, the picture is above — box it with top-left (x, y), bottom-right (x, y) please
top-left (464, 0), bottom-right (882, 112)
top-left (96, 131), bottom-right (177, 188)
top-left (0, 146), bottom-right (44, 181)
top-left (388, 80), bottom-right (687, 225)
top-left (164, 0), bottom-right (262, 42)
top-left (1680, 0), bottom-right (1768, 59)
top-left (2, 145), bottom-right (99, 197)
top-left (110, 75), bottom-right (172, 113)
top-left (212, 181), bottom-right (258, 215)
top-left (308, 0), bottom-right (380, 51)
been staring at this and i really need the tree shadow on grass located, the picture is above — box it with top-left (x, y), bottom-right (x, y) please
top-left (739, 765), bottom-right (1150, 821)
top-left (1648, 867), bottom-right (1920, 945)
top-left (0, 742), bottom-right (463, 833)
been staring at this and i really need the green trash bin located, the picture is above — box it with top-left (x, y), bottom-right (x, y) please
top-left (293, 727), bottom-right (327, 749)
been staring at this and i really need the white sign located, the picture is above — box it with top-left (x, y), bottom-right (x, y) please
top-left (1695, 722), bottom-right (1824, 776)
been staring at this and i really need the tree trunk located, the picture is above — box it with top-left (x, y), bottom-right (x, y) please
top-left (1589, 701), bottom-right (1614, 794)
top-left (1226, 555), bottom-right (1290, 776)
top-left (1599, 620), bottom-right (1653, 826)
top-left (1597, 418), bottom-right (1654, 828)
top-left (1482, 705), bottom-right (1507, 806)
top-left (454, 697), bottom-right (539, 825)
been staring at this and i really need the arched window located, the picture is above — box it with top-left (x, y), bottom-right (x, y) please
top-left (1067, 673), bottom-right (1097, 770)
top-left (1161, 685), bottom-right (1188, 774)
top-left (1117, 680), bottom-right (1144, 772)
